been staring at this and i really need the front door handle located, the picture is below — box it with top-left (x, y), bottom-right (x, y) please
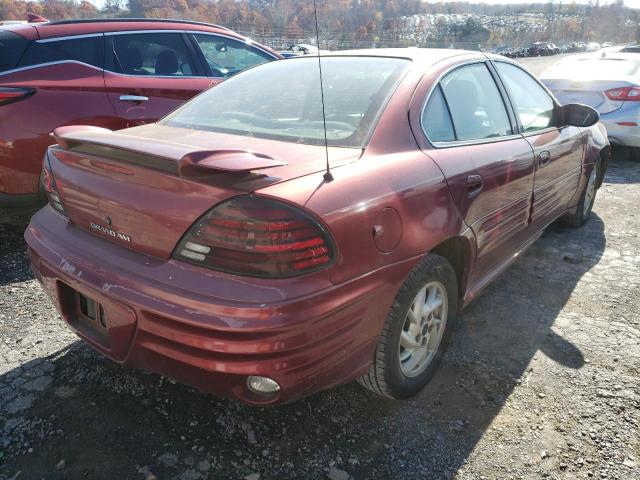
top-left (538, 150), bottom-right (551, 167)
top-left (119, 94), bottom-right (149, 103)
top-left (466, 174), bottom-right (484, 198)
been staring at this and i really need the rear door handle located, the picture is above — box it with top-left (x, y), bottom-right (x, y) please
top-left (466, 174), bottom-right (484, 198)
top-left (119, 95), bottom-right (149, 103)
top-left (538, 150), bottom-right (551, 167)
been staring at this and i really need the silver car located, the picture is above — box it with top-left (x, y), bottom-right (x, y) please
top-left (541, 54), bottom-right (640, 154)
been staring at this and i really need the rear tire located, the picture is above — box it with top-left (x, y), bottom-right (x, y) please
top-left (358, 254), bottom-right (458, 400)
top-left (562, 159), bottom-right (601, 228)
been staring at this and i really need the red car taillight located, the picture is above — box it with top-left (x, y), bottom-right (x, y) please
top-left (605, 86), bottom-right (640, 101)
top-left (41, 158), bottom-right (68, 216)
top-left (173, 196), bottom-right (335, 278)
top-left (0, 87), bottom-right (35, 106)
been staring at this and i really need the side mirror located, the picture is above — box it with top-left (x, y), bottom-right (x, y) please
top-left (561, 103), bottom-right (599, 127)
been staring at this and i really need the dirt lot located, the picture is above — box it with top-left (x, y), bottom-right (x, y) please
top-left (1, 56), bottom-right (639, 480)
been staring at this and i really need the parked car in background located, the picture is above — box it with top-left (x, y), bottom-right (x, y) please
top-left (26, 49), bottom-right (608, 405)
top-left (0, 18), bottom-right (280, 207)
top-left (541, 54), bottom-right (640, 158)
top-left (526, 42), bottom-right (560, 57)
top-left (278, 49), bottom-right (303, 58)
top-left (598, 43), bottom-right (640, 56)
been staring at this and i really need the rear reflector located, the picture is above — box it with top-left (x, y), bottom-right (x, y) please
top-left (0, 87), bottom-right (35, 106)
top-left (605, 86), bottom-right (640, 101)
top-left (616, 121), bottom-right (638, 126)
top-left (173, 195), bottom-right (335, 278)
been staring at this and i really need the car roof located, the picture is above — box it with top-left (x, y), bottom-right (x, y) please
top-left (0, 23), bottom-right (38, 40)
top-left (323, 48), bottom-right (480, 65)
top-left (32, 18), bottom-right (243, 40)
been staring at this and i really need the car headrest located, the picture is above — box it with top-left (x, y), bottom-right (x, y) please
top-left (155, 50), bottom-right (179, 76)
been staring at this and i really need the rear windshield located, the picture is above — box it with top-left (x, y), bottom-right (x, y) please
top-left (544, 58), bottom-right (640, 79)
top-left (161, 56), bottom-right (410, 148)
top-left (0, 30), bottom-right (29, 72)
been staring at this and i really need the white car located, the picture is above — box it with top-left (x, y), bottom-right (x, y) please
top-left (541, 54), bottom-right (640, 156)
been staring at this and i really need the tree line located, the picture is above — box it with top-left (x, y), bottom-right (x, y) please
top-left (2, 0), bottom-right (639, 48)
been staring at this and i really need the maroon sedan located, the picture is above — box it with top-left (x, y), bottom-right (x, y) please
top-left (0, 18), bottom-right (279, 206)
top-left (25, 49), bottom-right (609, 405)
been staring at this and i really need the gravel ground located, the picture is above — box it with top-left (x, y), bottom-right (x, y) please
top-left (1, 57), bottom-right (639, 480)
top-left (1, 155), bottom-right (638, 480)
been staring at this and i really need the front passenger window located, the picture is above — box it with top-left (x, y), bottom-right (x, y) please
top-left (193, 34), bottom-right (273, 78)
top-left (494, 62), bottom-right (555, 132)
top-left (440, 63), bottom-right (513, 141)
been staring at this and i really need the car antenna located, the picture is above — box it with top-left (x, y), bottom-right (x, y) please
top-left (313, 0), bottom-right (333, 182)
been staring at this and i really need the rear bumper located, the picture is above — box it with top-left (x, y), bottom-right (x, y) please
top-left (25, 207), bottom-right (415, 404)
top-left (600, 111), bottom-right (640, 148)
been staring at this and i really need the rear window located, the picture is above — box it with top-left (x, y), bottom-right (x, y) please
top-left (108, 33), bottom-right (197, 76)
top-left (161, 56), bottom-right (410, 148)
top-left (544, 58), bottom-right (640, 79)
top-left (19, 36), bottom-right (104, 69)
top-left (0, 30), bottom-right (29, 72)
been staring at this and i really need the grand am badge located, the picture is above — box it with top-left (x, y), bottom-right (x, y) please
top-left (90, 222), bottom-right (131, 243)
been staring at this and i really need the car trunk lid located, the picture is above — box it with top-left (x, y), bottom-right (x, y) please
top-left (543, 78), bottom-right (636, 115)
top-left (47, 124), bottom-right (361, 259)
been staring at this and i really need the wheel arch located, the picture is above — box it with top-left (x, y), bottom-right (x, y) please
top-left (596, 145), bottom-right (611, 189)
top-left (429, 235), bottom-right (474, 300)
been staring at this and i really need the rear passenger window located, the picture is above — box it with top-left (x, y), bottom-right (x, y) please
top-left (0, 30), bottom-right (30, 72)
top-left (108, 33), bottom-right (197, 77)
top-left (440, 63), bottom-right (513, 141)
top-left (18, 36), bottom-right (104, 69)
top-left (422, 86), bottom-right (455, 142)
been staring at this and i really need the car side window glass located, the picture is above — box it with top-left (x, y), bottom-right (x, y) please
top-left (193, 34), bottom-right (273, 78)
top-left (422, 86), bottom-right (456, 142)
top-left (495, 62), bottom-right (555, 132)
top-left (109, 33), bottom-right (196, 77)
top-left (18, 36), bottom-right (104, 69)
top-left (440, 63), bottom-right (512, 141)
top-left (0, 30), bottom-right (30, 72)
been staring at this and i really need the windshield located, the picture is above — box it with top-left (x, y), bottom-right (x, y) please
top-left (543, 57), bottom-right (640, 79)
top-left (161, 56), bottom-right (410, 148)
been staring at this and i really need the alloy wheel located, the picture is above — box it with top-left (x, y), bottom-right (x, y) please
top-left (399, 281), bottom-right (448, 377)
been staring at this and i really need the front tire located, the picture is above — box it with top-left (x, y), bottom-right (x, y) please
top-left (562, 159), bottom-right (601, 228)
top-left (358, 254), bottom-right (458, 399)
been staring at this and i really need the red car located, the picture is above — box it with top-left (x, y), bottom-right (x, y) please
top-left (26, 49), bottom-right (609, 405)
top-left (0, 18), bottom-right (279, 206)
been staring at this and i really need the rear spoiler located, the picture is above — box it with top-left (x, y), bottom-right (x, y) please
top-left (51, 126), bottom-right (287, 176)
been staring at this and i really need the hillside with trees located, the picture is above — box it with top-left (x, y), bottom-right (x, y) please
top-left (2, 0), bottom-right (639, 49)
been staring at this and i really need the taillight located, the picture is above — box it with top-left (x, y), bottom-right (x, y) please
top-left (173, 196), bottom-right (335, 278)
top-left (605, 86), bottom-right (640, 101)
top-left (41, 156), bottom-right (68, 216)
top-left (0, 87), bottom-right (35, 106)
